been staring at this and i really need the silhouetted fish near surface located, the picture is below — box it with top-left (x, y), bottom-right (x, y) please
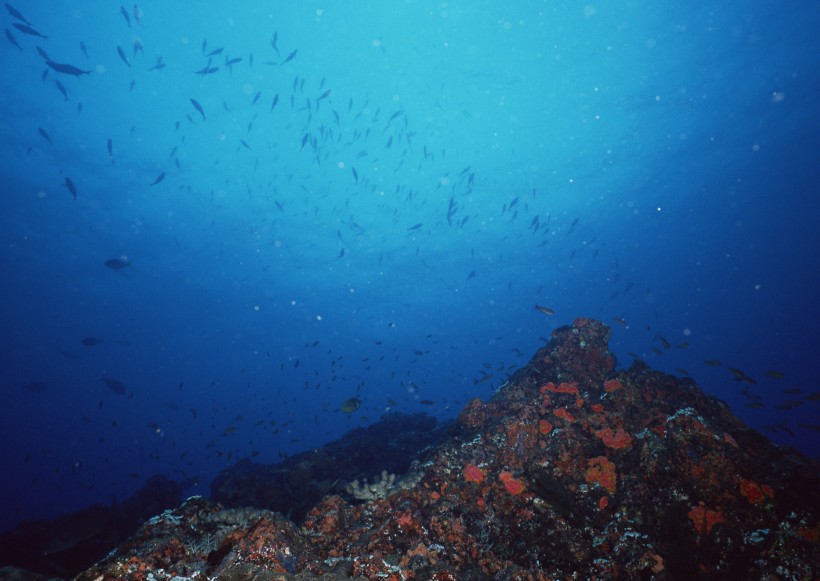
top-left (12, 22), bottom-right (46, 38)
top-left (55, 80), bottom-right (68, 100)
top-left (104, 257), bottom-right (131, 269)
top-left (116, 45), bottom-right (130, 67)
top-left (119, 5), bottom-right (131, 27)
top-left (535, 305), bottom-right (555, 316)
top-left (5, 28), bottom-right (22, 52)
top-left (282, 48), bottom-right (297, 64)
top-left (37, 127), bottom-right (52, 143)
top-left (193, 65), bottom-right (218, 75)
top-left (190, 98), bottom-right (206, 120)
top-left (64, 177), bottom-right (77, 200)
top-left (270, 31), bottom-right (279, 55)
top-left (5, 3), bottom-right (32, 25)
top-left (45, 60), bottom-right (91, 76)
top-left (23, 381), bottom-right (47, 393)
top-left (81, 337), bottom-right (103, 346)
top-left (150, 172), bottom-right (165, 186)
top-left (102, 377), bottom-right (127, 395)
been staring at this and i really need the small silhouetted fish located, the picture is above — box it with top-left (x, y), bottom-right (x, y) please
top-left (23, 381), bottom-right (47, 393)
top-left (5, 28), bottom-right (22, 52)
top-left (64, 177), bottom-right (77, 200)
top-left (45, 60), bottom-right (91, 76)
top-left (282, 48), bottom-right (297, 64)
top-left (467, 270), bottom-right (476, 280)
top-left (150, 172), bottom-right (165, 186)
top-left (81, 337), bottom-right (103, 346)
top-left (12, 22), bottom-right (46, 38)
top-left (119, 5), bottom-right (131, 27)
top-left (38, 127), bottom-right (52, 143)
top-left (535, 305), bottom-right (555, 316)
top-left (116, 45), bottom-right (130, 67)
top-left (148, 56), bottom-right (165, 71)
top-left (407, 223), bottom-right (422, 231)
top-left (419, 399), bottom-right (436, 405)
top-left (190, 98), bottom-right (205, 120)
top-left (704, 359), bottom-right (721, 366)
top-left (765, 370), bottom-right (785, 379)
top-left (5, 3), bottom-right (31, 25)
top-left (194, 65), bottom-right (218, 75)
top-left (55, 80), bottom-right (68, 100)
top-left (270, 31), bottom-right (279, 55)
top-left (36, 45), bottom-right (50, 60)
top-left (340, 397), bottom-right (361, 414)
top-left (104, 258), bottom-right (131, 269)
top-left (80, 41), bottom-right (89, 58)
top-left (102, 377), bottom-right (127, 395)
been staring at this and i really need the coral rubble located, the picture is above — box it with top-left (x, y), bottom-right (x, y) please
top-left (3, 318), bottom-right (818, 580)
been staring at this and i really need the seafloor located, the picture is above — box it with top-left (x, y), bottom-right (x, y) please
top-left (1, 319), bottom-right (818, 580)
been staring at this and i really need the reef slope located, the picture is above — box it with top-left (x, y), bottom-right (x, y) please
top-left (7, 318), bottom-right (818, 580)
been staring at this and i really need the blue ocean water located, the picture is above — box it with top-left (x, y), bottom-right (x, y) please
top-left (1, 1), bottom-right (818, 533)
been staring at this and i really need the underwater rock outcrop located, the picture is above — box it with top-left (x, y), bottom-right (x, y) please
top-left (0, 475), bottom-right (182, 579)
top-left (5, 318), bottom-right (819, 579)
top-left (210, 411), bottom-right (449, 523)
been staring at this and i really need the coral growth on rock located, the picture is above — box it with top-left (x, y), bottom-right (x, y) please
top-left (3, 318), bottom-right (819, 580)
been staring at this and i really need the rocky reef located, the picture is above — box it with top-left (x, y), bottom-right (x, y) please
top-left (2, 318), bottom-right (818, 580)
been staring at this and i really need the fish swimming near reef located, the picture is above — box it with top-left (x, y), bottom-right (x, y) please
top-left (102, 377), bottom-right (127, 395)
top-left (535, 305), bottom-right (555, 316)
top-left (340, 397), bottom-right (362, 414)
top-left (104, 257), bottom-right (131, 269)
